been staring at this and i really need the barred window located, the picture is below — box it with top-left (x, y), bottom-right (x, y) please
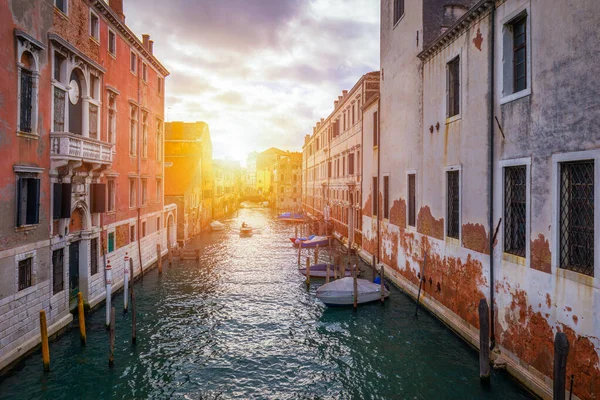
top-left (20, 68), bottom-right (33, 133)
top-left (446, 171), bottom-right (460, 239)
top-left (512, 16), bottom-right (527, 93)
top-left (504, 166), bottom-right (527, 257)
top-left (559, 160), bottom-right (594, 276)
top-left (52, 249), bottom-right (64, 294)
top-left (90, 238), bottom-right (98, 275)
top-left (447, 57), bottom-right (460, 117)
top-left (18, 257), bottom-right (32, 291)
top-left (53, 87), bottom-right (66, 132)
top-left (408, 174), bottom-right (416, 227)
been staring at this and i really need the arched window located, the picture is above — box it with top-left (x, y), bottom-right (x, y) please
top-left (15, 31), bottom-right (44, 137)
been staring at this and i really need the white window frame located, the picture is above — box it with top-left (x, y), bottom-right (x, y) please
top-left (499, 4), bottom-right (532, 105)
top-left (142, 62), bottom-right (148, 82)
top-left (406, 169), bottom-right (417, 231)
top-left (107, 227), bottom-right (116, 253)
top-left (108, 28), bottom-right (116, 57)
top-left (106, 89), bottom-right (118, 144)
top-left (15, 32), bottom-right (44, 138)
top-left (15, 250), bottom-right (37, 296)
top-left (107, 178), bottom-right (116, 212)
top-left (129, 177), bottom-right (137, 208)
top-left (382, 173), bottom-right (390, 221)
top-left (499, 157), bottom-right (531, 267)
top-left (444, 165), bottom-right (462, 244)
top-left (445, 49), bottom-right (462, 123)
top-left (551, 149), bottom-right (600, 284)
top-left (54, 0), bottom-right (68, 15)
top-left (130, 50), bottom-right (137, 74)
top-left (89, 10), bottom-right (100, 42)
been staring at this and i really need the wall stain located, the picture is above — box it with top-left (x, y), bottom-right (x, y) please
top-left (461, 222), bottom-right (490, 254)
top-left (473, 27), bottom-right (483, 51)
top-left (546, 293), bottom-right (552, 308)
top-left (389, 198), bottom-right (406, 228)
top-left (531, 234), bottom-right (552, 273)
top-left (362, 194), bottom-right (372, 217)
top-left (559, 324), bottom-right (600, 400)
top-left (417, 206), bottom-right (444, 240)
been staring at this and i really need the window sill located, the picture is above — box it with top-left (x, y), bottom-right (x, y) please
top-left (17, 131), bottom-right (39, 140)
top-left (445, 237), bottom-right (460, 246)
top-left (14, 284), bottom-right (37, 301)
top-left (89, 36), bottom-right (100, 46)
top-left (556, 268), bottom-right (599, 290)
top-left (15, 224), bottom-right (38, 233)
top-left (392, 14), bottom-right (405, 30)
top-left (106, 210), bottom-right (116, 216)
top-left (500, 88), bottom-right (531, 105)
top-left (503, 252), bottom-right (526, 266)
top-left (445, 114), bottom-right (461, 124)
top-left (54, 7), bottom-right (68, 19)
top-left (108, 52), bottom-right (117, 60)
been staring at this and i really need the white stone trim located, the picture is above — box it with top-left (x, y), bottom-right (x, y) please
top-left (443, 164), bottom-right (462, 243)
top-left (14, 250), bottom-right (37, 296)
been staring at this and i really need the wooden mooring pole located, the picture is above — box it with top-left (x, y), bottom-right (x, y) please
top-left (326, 263), bottom-right (330, 284)
top-left (77, 292), bottom-right (86, 346)
top-left (415, 253), bottom-right (427, 317)
top-left (108, 307), bottom-right (115, 367)
top-left (372, 254), bottom-right (376, 282)
top-left (305, 257), bottom-right (311, 289)
top-left (553, 332), bottom-right (569, 400)
top-left (315, 244), bottom-right (319, 265)
top-left (39, 310), bottom-right (50, 372)
top-left (129, 257), bottom-right (137, 345)
top-left (380, 264), bottom-right (385, 303)
top-left (353, 264), bottom-right (358, 310)
top-left (297, 241), bottom-right (302, 265)
top-left (478, 299), bottom-right (490, 382)
top-left (157, 243), bottom-right (163, 275)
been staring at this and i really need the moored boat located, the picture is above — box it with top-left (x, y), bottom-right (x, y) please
top-left (292, 235), bottom-right (329, 248)
top-left (210, 220), bottom-right (226, 231)
top-left (278, 212), bottom-right (304, 222)
top-left (298, 263), bottom-right (353, 278)
top-left (316, 277), bottom-right (390, 306)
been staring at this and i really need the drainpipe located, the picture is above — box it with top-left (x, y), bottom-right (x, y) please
top-left (136, 62), bottom-right (143, 278)
top-left (488, 3), bottom-right (496, 349)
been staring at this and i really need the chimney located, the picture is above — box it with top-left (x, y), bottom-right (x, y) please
top-left (342, 90), bottom-right (348, 96)
top-left (338, 96), bottom-right (343, 102)
top-left (334, 100), bottom-right (338, 108)
top-left (142, 34), bottom-right (150, 50)
top-left (148, 40), bottom-right (154, 55)
top-left (109, 0), bottom-right (125, 22)
top-left (320, 118), bottom-right (324, 123)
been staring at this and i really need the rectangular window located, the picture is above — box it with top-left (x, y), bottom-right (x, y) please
top-left (559, 160), bottom-right (594, 276)
top-left (142, 112), bottom-right (148, 158)
top-left (90, 238), bottom-right (98, 275)
top-left (156, 217), bottom-right (161, 232)
top-left (512, 16), bottom-right (527, 93)
top-left (130, 51), bottom-right (137, 73)
top-left (156, 119), bottom-right (163, 161)
top-left (141, 178), bottom-right (147, 205)
top-left (20, 69), bottom-right (33, 133)
top-left (393, 0), bottom-right (404, 25)
top-left (107, 94), bottom-right (116, 143)
top-left (107, 180), bottom-right (115, 212)
top-left (447, 56), bottom-right (460, 117)
top-left (328, 161), bottom-right (332, 178)
top-left (54, 53), bottom-right (65, 81)
top-left (348, 153), bottom-right (354, 175)
top-left (142, 221), bottom-right (147, 237)
top-left (130, 106), bottom-right (138, 155)
top-left (129, 178), bottom-right (136, 208)
top-left (53, 87), bottom-right (66, 132)
top-left (372, 177), bottom-right (378, 216)
top-left (18, 257), bottom-right (32, 291)
top-left (17, 177), bottom-right (40, 227)
top-left (352, 104), bottom-right (355, 125)
top-left (90, 12), bottom-right (99, 40)
top-left (142, 63), bottom-right (148, 82)
top-left (108, 232), bottom-right (115, 253)
top-left (383, 176), bottom-right (390, 219)
top-left (156, 178), bottom-right (162, 201)
top-left (408, 174), bottom-right (416, 227)
top-left (130, 224), bottom-right (136, 242)
top-left (55, 0), bottom-right (67, 13)
top-left (108, 29), bottom-right (116, 55)
top-left (52, 249), bottom-right (64, 294)
top-left (373, 111), bottom-right (378, 147)
top-left (446, 171), bottom-right (460, 238)
top-left (157, 77), bottom-right (163, 94)
top-left (504, 166), bottom-right (527, 257)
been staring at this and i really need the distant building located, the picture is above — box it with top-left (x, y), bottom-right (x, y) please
top-left (302, 72), bottom-right (380, 244)
top-left (270, 152), bottom-right (303, 211)
top-left (164, 121), bottom-right (212, 245)
top-left (213, 159), bottom-right (242, 219)
top-left (0, 0), bottom-right (175, 372)
top-left (245, 148), bottom-right (287, 201)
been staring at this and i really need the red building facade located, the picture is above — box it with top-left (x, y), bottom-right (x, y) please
top-left (0, 0), bottom-right (176, 371)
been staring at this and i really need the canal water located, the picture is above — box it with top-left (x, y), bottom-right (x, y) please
top-left (0, 208), bottom-right (533, 399)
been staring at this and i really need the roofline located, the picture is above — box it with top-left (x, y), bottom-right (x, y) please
top-left (417, 0), bottom-right (494, 61)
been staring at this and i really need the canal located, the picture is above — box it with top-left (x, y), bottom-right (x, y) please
top-left (0, 208), bottom-right (533, 399)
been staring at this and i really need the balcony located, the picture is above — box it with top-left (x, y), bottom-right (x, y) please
top-left (50, 132), bottom-right (113, 167)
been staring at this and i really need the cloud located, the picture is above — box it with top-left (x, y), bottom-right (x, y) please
top-left (123, 0), bottom-right (380, 162)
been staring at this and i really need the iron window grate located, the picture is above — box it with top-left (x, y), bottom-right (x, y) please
top-left (18, 257), bottom-right (32, 291)
top-left (20, 69), bottom-right (33, 133)
top-left (559, 160), bottom-right (594, 276)
top-left (447, 171), bottom-right (460, 239)
top-left (52, 249), bottom-right (64, 294)
top-left (504, 166), bottom-right (527, 257)
top-left (408, 174), bottom-right (416, 227)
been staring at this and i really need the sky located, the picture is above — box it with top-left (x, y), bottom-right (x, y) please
top-left (124, 0), bottom-right (380, 164)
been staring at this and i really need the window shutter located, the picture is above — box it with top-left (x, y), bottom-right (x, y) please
top-left (61, 183), bottom-right (72, 218)
top-left (16, 177), bottom-right (23, 226)
top-left (53, 183), bottom-right (62, 220)
top-left (91, 183), bottom-right (106, 213)
top-left (446, 65), bottom-right (450, 117)
top-left (26, 178), bottom-right (40, 225)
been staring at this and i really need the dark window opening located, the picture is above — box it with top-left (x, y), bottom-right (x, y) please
top-left (447, 57), bottom-right (460, 117)
top-left (383, 176), bottom-right (389, 219)
top-left (408, 174), bottom-right (416, 227)
top-left (504, 166), bottom-right (527, 257)
top-left (373, 111), bottom-right (378, 147)
top-left (393, 0), bottom-right (404, 25)
top-left (91, 238), bottom-right (98, 275)
top-left (512, 16), bottom-right (527, 93)
top-left (52, 249), bottom-right (64, 294)
top-left (559, 160), bottom-right (594, 276)
top-left (20, 69), bottom-right (33, 133)
top-left (18, 257), bottom-right (32, 291)
top-left (17, 177), bottom-right (40, 226)
top-left (446, 171), bottom-right (460, 239)
top-left (372, 177), bottom-right (378, 216)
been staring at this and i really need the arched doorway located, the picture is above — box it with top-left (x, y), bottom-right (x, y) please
top-left (68, 69), bottom-right (85, 135)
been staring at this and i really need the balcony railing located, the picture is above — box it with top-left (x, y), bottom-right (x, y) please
top-left (50, 132), bottom-right (113, 164)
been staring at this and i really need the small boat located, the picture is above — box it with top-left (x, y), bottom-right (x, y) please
top-left (278, 212), bottom-right (304, 222)
top-left (291, 235), bottom-right (330, 248)
top-left (240, 226), bottom-right (253, 235)
top-left (316, 277), bottom-right (390, 306)
top-left (298, 263), bottom-right (353, 278)
top-left (210, 221), bottom-right (226, 231)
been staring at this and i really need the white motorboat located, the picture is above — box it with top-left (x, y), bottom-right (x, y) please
top-left (316, 277), bottom-right (389, 306)
top-left (210, 221), bottom-right (226, 231)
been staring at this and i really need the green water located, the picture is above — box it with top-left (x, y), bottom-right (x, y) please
top-left (0, 208), bottom-right (533, 399)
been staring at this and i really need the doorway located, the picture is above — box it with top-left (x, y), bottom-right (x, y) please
top-left (69, 241), bottom-right (80, 306)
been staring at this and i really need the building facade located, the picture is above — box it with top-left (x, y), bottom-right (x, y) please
top-left (269, 151), bottom-right (302, 211)
top-left (302, 72), bottom-right (380, 244)
top-left (213, 159), bottom-right (242, 219)
top-left (245, 148), bottom-right (286, 201)
top-left (0, 0), bottom-right (176, 372)
top-left (164, 121), bottom-right (212, 245)
top-left (364, 1), bottom-right (600, 398)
